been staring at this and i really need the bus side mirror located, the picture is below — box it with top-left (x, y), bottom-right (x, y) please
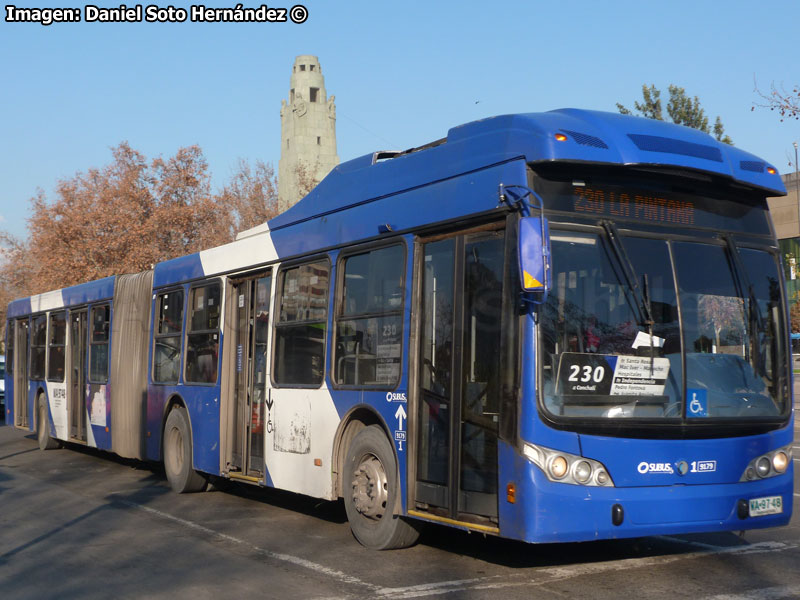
top-left (518, 216), bottom-right (550, 293)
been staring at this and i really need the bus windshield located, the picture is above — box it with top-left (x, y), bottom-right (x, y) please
top-left (540, 230), bottom-right (789, 425)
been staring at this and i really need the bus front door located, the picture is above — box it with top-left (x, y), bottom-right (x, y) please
top-left (14, 319), bottom-right (29, 428)
top-left (230, 273), bottom-right (272, 480)
top-left (415, 227), bottom-right (506, 521)
top-left (69, 310), bottom-right (87, 442)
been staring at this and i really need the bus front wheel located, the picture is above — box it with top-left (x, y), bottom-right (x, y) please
top-left (343, 424), bottom-right (420, 550)
top-left (163, 407), bottom-right (207, 493)
top-left (37, 395), bottom-right (59, 451)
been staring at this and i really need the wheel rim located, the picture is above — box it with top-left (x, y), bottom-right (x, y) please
top-left (166, 426), bottom-right (184, 475)
top-left (351, 453), bottom-right (388, 520)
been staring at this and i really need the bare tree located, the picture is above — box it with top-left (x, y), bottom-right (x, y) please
top-left (294, 160), bottom-right (321, 199)
top-left (0, 142), bottom-right (234, 326)
top-left (753, 79), bottom-right (800, 121)
top-left (0, 142), bottom-right (292, 333)
top-left (0, 231), bottom-right (35, 327)
top-left (217, 158), bottom-right (280, 234)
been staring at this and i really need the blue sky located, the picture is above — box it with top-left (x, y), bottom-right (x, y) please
top-left (2, 0), bottom-right (799, 238)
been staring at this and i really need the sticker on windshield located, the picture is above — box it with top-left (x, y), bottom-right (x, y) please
top-left (631, 330), bottom-right (665, 349)
top-left (609, 356), bottom-right (670, 396)
top-left (556, 353), bottom-right (669, 396)
top-left (686, 388), bottom-right (708, 417)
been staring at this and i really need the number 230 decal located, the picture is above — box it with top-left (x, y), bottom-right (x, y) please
top-left (568, 364), bottom-right (605, 383)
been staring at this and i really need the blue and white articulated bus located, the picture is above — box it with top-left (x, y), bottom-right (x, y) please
top-left (4, 109), bottom-right (793, 549)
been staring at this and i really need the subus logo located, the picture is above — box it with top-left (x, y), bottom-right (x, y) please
top-left (386, 392), bottom-right (407, 403)
top-left (637, 461), bottom-right (674, 474)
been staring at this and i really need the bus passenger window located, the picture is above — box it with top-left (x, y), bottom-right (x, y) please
top-left (274, 260), bottom-right (330, 386)
top-left (185, 282), bottom-right (221, 384)
top-left (153, 291), bottom-right (183, 384)
top-left (47, 311), bottom-right (67, 382)
top-left (89, 304), bottom-right (110, 383)
top-left (334, 245), bottom-right (405, 387)
top-left (30, 315), bottom-right (47, 380)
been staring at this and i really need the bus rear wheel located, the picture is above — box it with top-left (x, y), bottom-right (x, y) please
top-left (343, 425), bottom-right (420, 550)
top-left (163, 406), bottom-right (207, 493)
top-left (37, 395), bottom-right (59, 451)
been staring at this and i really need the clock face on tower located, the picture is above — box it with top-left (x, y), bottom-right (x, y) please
top-left (293, 99), bottom-right (307, 117)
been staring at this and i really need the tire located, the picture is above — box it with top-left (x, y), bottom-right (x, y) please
top-left (343, 425), bottom-right (421, 550)
top-left (37, 395), bottom-right (59, 451)
top-left (163, 406), bottom-right (207, 493)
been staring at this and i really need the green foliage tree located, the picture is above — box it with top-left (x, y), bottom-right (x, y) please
top-left (617, 84), bottom-right (733, 145)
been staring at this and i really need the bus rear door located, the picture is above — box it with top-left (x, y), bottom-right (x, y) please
top-left (14, 319), bottom-right (29, 428)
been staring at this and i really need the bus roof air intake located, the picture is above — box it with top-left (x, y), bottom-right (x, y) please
top-left (627, 133), bottom-right (723, 162)
top-left (559, 129), bottom-right (609, 149)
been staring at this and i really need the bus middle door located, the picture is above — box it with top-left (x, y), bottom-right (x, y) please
top-left (230, 272), bottom-right (272, 481)
top-left (69, 309), bottom-right (88, 442)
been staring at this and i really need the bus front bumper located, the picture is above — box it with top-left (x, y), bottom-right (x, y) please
top-left (498, 455), bottom-right (793, 544)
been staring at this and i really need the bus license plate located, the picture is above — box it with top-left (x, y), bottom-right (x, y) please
top-left (749, 496), bottom-right (783, 516)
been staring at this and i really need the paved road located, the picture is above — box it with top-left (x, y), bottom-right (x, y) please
top-left (0, 408), bottom-right (797, 599)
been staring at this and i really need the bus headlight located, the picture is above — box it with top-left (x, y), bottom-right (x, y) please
top-left (549, 456), bottom-right (569, 480)
top-left (573, 461), bottom-right (592, 483)
top-left (740, 445), bottom-right (792, 481)
top-left (772, 451), bottom-right (789, 474)
top-left (523, 442), bottom-right (614, 487)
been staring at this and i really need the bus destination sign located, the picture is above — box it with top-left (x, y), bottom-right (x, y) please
top-left (572, 186), bottom-right (695, 225)
top-left (534, 176), bottom-right (771, 234)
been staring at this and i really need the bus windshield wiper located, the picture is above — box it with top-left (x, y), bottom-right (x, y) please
top-left (601, 221), bottom-right (657, 372)
top-left (601, 221), bottom-right (654, 329)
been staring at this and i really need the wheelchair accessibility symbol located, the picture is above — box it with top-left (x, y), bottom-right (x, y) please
top-left (687, 389), bottom-right (708, 417)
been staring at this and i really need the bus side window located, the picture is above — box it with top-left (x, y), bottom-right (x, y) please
top-left (334, 244), bottom-right (405, 387)
top-left (47, 311), bottom-right (67, 382)
top-left (274, 259), bottom-right (330, 386)
top-left (89, 304), bottom-right (110, 383)
top-left (30, 314), bottom-right (47, 380)
top-left (185, 282), bottom-right (221, 384)
top-left (153, 290), bottom-right (184, 384)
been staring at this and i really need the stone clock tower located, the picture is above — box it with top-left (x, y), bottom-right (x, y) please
top-left (278, 55), bottom-right (339, 213)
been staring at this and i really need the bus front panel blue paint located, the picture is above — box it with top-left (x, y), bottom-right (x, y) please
top-left (498, 441), bottom-right (792, 543)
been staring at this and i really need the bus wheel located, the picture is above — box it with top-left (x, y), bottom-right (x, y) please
top-left (163, 407), bottom-right (207, 493)
top-left (343, 425), bottom-right (420, 550)
top-left (37, 395), bottom-right (59, 451)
